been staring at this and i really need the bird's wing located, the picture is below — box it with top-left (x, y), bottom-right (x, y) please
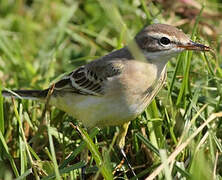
top-left (53, 60), bottom-right (124, 96)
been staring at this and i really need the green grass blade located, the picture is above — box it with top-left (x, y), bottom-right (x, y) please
top-left (159, 149), bottom-right (172, 180)
top-left (0, 84), bottom-right (4, 134)
top-left (176, 6), bottom-right (204, 107)
top-left (15, 168), bottom-right (32, 180)
top-left (59, 127), bottom-right (99, 169)
top-left (136, 132), bottom-right (191, 179)
top-left (77, 126), bottom-right (113, 180)
top-left (136, 132), bottom-right (159, 155)
top-left (42, 162), bottom-right (85, 180)
top-left (47, 118), bottom-right (62, 180)
top-left (169, 53), bottom-right (183, 96)
top-left (12, 101), bottom-right (40, 179)
top-left (0, 130), bottom-right (19, 177)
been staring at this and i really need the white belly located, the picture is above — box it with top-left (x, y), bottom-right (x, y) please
top-left (52, 93), bottom-right (145, 128)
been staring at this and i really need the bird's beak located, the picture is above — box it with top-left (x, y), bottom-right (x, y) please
top-left (178, 41), bottom-right (211, 51)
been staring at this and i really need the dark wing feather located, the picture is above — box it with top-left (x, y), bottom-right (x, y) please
top-left (54, 60), bottom-right (123, 96)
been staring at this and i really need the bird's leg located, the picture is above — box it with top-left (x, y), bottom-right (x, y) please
top-left (117, 122), bottom-right (130, 150)
top-left (117, 122), bottom-right (137, 178)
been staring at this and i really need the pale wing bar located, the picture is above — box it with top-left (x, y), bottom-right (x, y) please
top-left (54, 66), bottom-right (103, 96)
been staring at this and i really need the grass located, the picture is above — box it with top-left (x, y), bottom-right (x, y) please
top-left (0, 0), bottom-right (222, 179)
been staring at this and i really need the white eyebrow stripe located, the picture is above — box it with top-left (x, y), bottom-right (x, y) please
top-left (148, 32), bottom-right (177, 42)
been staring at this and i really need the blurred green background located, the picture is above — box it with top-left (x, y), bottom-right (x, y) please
top-left (0, 0), bottom-right (222, 179)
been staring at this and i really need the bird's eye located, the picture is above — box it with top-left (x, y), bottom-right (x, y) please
top-left (159, 37), bottom-right (170, 45)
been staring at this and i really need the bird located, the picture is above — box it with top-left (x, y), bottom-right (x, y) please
top-left (2, 23), bottom-right (210, 178)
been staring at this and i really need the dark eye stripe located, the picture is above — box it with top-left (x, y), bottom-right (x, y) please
top-left (142, 36), bottom-right (178, 52)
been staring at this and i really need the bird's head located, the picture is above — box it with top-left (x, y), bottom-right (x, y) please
top-left (135, 24), bottom-right (210, 63)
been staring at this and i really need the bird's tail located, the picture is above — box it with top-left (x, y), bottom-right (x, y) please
top-left (1, 89), bottom-right (49, 100)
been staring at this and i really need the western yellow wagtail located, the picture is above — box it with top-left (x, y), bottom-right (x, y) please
top-left (2, 24), bottom-right (210, 178)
